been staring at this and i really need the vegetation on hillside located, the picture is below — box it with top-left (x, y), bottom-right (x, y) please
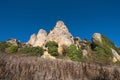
top-left (90, 34), bottom-right (118, 64)
top-left (66, 44), bottom-right (86, 62)
top-left (45, 41), bottom-right (59, 56)
top-left (18, 47), bottom-right (44, 56)
top-left (0, 42), bottom-right (18, 53)
top-left (0, 34), bottom-right (120, 64)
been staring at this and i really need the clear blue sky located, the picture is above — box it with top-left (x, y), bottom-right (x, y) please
top-left (0, 0), bottom-right (120, 46)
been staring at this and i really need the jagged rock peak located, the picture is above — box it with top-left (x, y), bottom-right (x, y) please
top-left (33, 29), bottom-right (47, 47)
top-left (53, 20), bottom-right (69, 32)
top-left (47, 20), bottom-right (74, 54)
top-left (55, 20), bottom-right (65, 28)
top-left (92, 33), bottom-right (102, 42)
top-left (37, 29), bottom-right (47, 35)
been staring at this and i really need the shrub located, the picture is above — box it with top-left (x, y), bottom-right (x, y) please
top-left (45, 41), bottom-right (59, 56)
top-left (6, 45), bottom-right (18, 53)
top-left (19, 47), bottom-right (44, 56)
top-left (66, 44), bottom-right (85, 62)
top-left (45, 41), bottom-right (58, 47)
top-left (91, 35), bottom-right (115, 64)
top-left (0, 42), bottom-right (11, 52)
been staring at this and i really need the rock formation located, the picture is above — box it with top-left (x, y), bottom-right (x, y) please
top-left (27, 34), bottom-right (37, 46)
top-left (41, 51), bottom-right (56, 59)
top-left (34, 29), bottom-right (47, 47)
top-left (27, 21), bottom-right (74, 54)
top-left (47, 21), bottom-right (74, 54)
top-left (111, 48), bottom-right (120, 62)
top-left (7, 38), bottom-right (21, 47)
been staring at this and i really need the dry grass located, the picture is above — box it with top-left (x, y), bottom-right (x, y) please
top-left (0, 53), bottom-right (120, 80)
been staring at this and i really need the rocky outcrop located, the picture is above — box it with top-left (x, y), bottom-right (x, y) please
top-left (27, 34), bottom-right (37, 46)
top-left (111, 48), bottom-right (120, 62)
top-left (41, 51), bottom-right (56, 59)
top-left (7, 38), bottom-right (21, 47)
top-left (92, 33), bottom-right (102, 42)
top-left (74, 37), bottom-right (81, 48)
top-left (27, 29), bottom-right (47, 47)
top-left (47, 21), bottom-right (74, 54)
top-left (34, 29), bottom-right (47, 47)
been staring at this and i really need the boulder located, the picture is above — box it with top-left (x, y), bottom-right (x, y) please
top-left (92, 33), bottom-right (102, 42)
top-left (41, 51), bottom-right (56, 59)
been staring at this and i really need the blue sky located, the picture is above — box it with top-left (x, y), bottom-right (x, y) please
top-left (0, 0), bottom-right (120, 46)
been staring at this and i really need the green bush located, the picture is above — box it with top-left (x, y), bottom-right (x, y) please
top-left (6, 45), bottom-right (18, 53)
top-left (91, 34), bottom-right (115, 64)
top-left (45, 41), bottom-right (59, 56)
top-left (66, 44), bottom-right (85, 62)
top-left (19, 47), bottom-right (44, 56)
top-left (45, 41), bottom-right (58, 47)
top-left (0, 42), bottom-right (11, 52)
top-left (92, 46), bottom-right (113, 64)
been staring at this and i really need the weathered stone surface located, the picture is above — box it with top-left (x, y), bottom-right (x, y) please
top-left (111, 48), bottom-right (120, 62)
top-left (74, 37), bottom-right (81, 48)
top-left (41, 51), bottom-right (56, 59)
top-left (27, 34), bottom-right (37, 46)
top-left (34, 29), bottom-right (47, 47)
top-left (82, 49), bottom-right (88, 57)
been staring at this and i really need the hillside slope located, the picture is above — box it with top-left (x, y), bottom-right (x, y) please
top-left (0, 53), bottom-right (120, 80)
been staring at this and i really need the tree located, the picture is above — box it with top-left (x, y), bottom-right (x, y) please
top-left (6, 45), bottom-right (18, 53)
top-left (0, 42), bottom-right (10, 52)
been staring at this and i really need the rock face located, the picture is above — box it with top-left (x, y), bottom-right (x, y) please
top-left (47, 21), bottom-right (74, 54)
top-left (27, 34), bottom-right (37, 46)
top-left (27, 29), bottom-right (47, 47)
top-left (111, 48), bottom-right (120, 62)
top-left (34, 29), bottom-right (47, 47)
top-left (41, 51), bottom-right (56, 59)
